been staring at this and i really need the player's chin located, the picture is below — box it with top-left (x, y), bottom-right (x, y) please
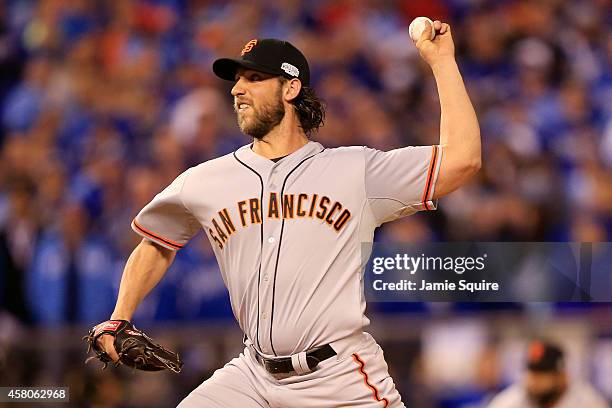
top-left (236, 114), bottom-right (248, 128)
top-left (239, 122), bottom-right (267, 140)
top-left (237, 119), bottom-right (255, 136)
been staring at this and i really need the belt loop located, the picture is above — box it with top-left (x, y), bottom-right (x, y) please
top-left (290, 352), bottom-right (311, 375)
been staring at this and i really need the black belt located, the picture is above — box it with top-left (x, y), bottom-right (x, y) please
top-left (254, 344), bottom-right (337, 374)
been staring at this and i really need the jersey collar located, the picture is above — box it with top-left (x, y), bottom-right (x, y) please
top-left (234, 141), bottom-right (325, 173)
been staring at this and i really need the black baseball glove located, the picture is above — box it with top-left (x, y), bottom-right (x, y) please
top-left (84, 320), bottom-right (183, 373)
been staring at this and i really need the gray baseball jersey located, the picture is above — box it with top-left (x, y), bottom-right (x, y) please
top-left (132, 141), bottom-right (442, 357)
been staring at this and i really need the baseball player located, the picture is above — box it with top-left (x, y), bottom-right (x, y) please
top-left (487, 341), bottom-right (609, 408)
top-left (95, 20), bottom-right (481, 407)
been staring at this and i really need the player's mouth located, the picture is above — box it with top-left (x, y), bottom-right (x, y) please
top-left (235, 100), bottom-right (252, 113)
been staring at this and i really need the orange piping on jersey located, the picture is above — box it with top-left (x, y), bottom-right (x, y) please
top-left (421, 145), bottom-right (438, 211)
top-left (132, 219), bottom-right (183, 250)
top-left (352, 353), bottom-right (389, 408)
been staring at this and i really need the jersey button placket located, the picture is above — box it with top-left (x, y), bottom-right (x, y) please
top-left (267, 169), bottom-right (278, 248)
top-left (260, 167), bottom-right (279, 353)
top-left (269, 167), bottom-right (277, 190)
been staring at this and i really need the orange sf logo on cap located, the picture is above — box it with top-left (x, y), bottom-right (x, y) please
top-left (528, 342), bottom-right (545, 362)
top-left (241, 39), bottom-right (258, 56)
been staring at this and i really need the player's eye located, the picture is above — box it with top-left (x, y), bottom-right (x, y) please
top-left (249, 74), bottom-right (261, 81)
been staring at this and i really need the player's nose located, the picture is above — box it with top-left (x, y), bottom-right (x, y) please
top-left (231, 78), bottom-right (246, 97)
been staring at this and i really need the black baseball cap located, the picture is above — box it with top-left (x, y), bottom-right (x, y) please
top-left (526, 340), bottom-right (565, 372)
top-left (213, 38), bottom-right (310, 86)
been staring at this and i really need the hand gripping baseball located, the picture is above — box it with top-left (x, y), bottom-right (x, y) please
top-left (414, 20), bottom-right (455, 68)
top-left (83, 320), bottom-right (183, 373)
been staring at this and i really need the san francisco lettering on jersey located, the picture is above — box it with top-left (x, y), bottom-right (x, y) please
top-left (209, 192), bottom-right (352, 249)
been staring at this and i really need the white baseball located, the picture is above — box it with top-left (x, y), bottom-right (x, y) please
top-left (409, 16), bottom-right (435, 43)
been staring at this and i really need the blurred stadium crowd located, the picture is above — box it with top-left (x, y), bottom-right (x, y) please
top-left (0, 0), bottom-right (611, 407)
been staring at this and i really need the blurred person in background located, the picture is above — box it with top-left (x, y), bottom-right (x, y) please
top-left (487, 340), bottom-right (609, 408)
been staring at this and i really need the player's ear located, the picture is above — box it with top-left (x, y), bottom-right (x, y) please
top-left (283, 78), bottom-right (302, 102)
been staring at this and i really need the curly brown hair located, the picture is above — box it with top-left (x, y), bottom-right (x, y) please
top-left (279, 77), bottom-right (326, 136)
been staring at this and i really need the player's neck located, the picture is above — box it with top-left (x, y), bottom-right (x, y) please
top-left (251, 115), bottom-right (309, 159)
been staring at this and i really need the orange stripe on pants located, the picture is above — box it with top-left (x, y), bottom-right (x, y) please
top-left (352, 353), bottom-right (389, 407)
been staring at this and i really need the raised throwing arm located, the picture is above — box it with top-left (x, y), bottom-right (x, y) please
top-left (415, 20), bottom-right (481, 198)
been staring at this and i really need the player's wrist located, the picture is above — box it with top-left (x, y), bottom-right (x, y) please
top-left (430, 56), bottom-right (458, 74)
top-left (110, 311), bottom-right (132, 321)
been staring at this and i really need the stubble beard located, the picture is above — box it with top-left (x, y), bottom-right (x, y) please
top-left (527, 386), bottom-right (564, 408)
top-left (237, 88), bottom-right (285, 140)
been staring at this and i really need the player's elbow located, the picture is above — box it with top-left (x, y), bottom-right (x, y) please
top-left (434, 144), bottom-right (481, 198)
top-left (459, 138), bottom-right (482, 179)
top-left (447, 146), bottom-right (481, 180)
top-left (451, 157), bottom-right (480, 189)
top-left (466, 154), bottom-right (481, 177)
